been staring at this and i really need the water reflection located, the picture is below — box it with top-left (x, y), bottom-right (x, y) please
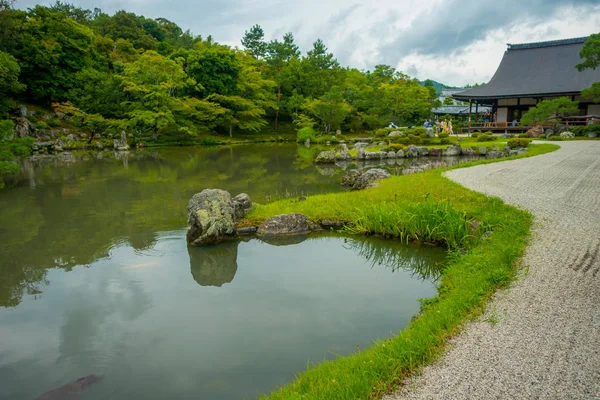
top-left (188, 241), bottom-right (238, 287)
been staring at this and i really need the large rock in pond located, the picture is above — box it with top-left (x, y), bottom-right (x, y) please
top-left (428, 148), bottom-right (442, 157)
top-left (187, 189), bottom-right (237, 245)
top-left (461, 147), bottom-right (477, 156)
top-left (416, 147), bottom-right (429, 156)
top-left (353, 168), bottom-right (391, 190)
top-left (527, 125), bottom-right (543, 138)
top-left (257, 213), bottom-right (313, 236)
top-left (442, 144), bottom-right (461, 156)
top-left (315, 151), bottom-right (336, 163)
top-left (341, 169), bottom-right (362, 187)
top-left (396, 149), bottom-right (404, 158)
top-left (364, 151), bottom-right (386, 160)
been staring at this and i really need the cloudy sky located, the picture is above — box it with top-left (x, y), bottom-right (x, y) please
top-left (16, 0), bottom-right (600, 86)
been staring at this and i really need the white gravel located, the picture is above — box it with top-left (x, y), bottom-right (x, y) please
top-left (384, 141), bottom-right (600, 400)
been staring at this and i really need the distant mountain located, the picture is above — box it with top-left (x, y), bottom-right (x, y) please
top-left (420, 79), bottom-right (450, 95)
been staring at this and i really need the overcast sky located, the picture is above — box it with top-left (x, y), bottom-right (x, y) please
top-left (16, 0), bottom-right (600, 86)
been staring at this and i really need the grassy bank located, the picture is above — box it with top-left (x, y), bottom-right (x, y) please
top-left (243, 143), bottom-right (559, 399)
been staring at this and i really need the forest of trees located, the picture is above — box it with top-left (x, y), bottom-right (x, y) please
top-left (0, 0), bottom-right (438, 142)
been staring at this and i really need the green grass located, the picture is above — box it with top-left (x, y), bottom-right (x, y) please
top-left (242, 143), bottom-right (558, 400)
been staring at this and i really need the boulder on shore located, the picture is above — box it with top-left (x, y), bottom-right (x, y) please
top-left (527, 125), bottom-right (543, 138)
top-left (187, 189), bottom-right (250, 246)
top-left (442, 144), bottom-right (461, 156)
top-left (257, 213), bottom-right (314, 236)
top-left (341, 169), bottom-right (362, 187)
top-left (353, 168), bottom-right (391, 190)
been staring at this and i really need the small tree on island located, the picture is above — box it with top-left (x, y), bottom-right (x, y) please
top-left (520, 97), bottom-right (579, 126)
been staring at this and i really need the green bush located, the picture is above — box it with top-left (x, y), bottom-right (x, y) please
top-left (476, 134), bottom-right (495, 142)
top-left (314, 135), bottom-right (338, 144)
top-left (419, 132), bottom-right (427, 139)
top-left (440, 138), bottom-right (450, 145)
top-left (48, 118), bottom-right (61, 128)
top-left (199, 136), bottom-right (221, 145)
top-left (421, 138), bottom-right (432, 145)
top-left (518, 134), bottom-right (529, 138)
top-left (374, 127), bottom-right (395, 139)
top-left (438, 133), bottom-right (449, 139)
top-left (396, 137), bottom-right (409, 145)
top-left (412, 127), bottom-right (426, 136)
top-left (382, 143), bottom-right (405, 152)
top-left (471, 132), bottom-right (481, 138)
top-left (36, 121), bottom-right (49, 129)
top-left (547, 135), bottom-right (563, 141)
top-left (296, 127), bottom-right (317, 143)
top-left (507, 138), bottom-right (532, 148)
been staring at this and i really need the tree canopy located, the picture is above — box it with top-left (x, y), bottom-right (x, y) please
top-left (0, 3), bottom-right (436, 140)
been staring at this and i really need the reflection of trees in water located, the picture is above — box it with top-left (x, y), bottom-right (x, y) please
top-left (342, 237), bottom-right (445, 281)
top-left (188, 241), bottom-right (238, 287)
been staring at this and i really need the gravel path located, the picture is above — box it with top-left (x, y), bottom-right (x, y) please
top-left (385, 141), bottom-right (600, 400)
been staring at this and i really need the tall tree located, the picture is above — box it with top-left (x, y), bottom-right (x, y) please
top-left (304, 86), bottom-right (352, 133)
top-left (266, 32), bottom-right (300, 130)
top-left (0, 51), bottom-right (25, 116)
top-left (241, 24), bottom-right (267, 59)
top-left (576, 33), bottom-right (600, 103)
top-left (185, 45), bottom-right (240, 97)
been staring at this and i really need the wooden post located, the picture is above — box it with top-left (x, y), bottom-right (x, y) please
top-left (468, 100), bottom-right (472, 135)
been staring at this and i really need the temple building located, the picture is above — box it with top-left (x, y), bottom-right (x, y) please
top-left (453, 37), bottom-right (600, 126)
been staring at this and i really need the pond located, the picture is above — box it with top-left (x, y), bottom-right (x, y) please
top-left (0, 144), bottom-right (448, 399)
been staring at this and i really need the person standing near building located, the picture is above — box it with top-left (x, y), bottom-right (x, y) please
top-left (442, 119), bottom-right (448, 134)
top-left (448, 119), bottom-right (454, 135)
top-left (483, 111), bottom-right (490, 127)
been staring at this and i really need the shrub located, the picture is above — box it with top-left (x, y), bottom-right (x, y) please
top-left (419, 132), bottom-right (427, 139)
top-left (36, 121), bottom-right (48, 129)
top-left (471, 132), bottom-right (481, 138)
top-left (48, 118), bottom-right (61, 128)
top-left (199, 136), bottom-right (220, 145)
top-left (440, 138), bottom-right (450, 145)
top-left (421, 138), bottom-right (432, 145)
top-left (407, 134), bottom-right (416, 142)
top-left (438, 133), bottom-right (449, 139)
top-left (397, 137), bottom-right (409, 145)
top-left (560, 131), bottom-right (574, 139)
top-left (314, 135), bottom-right (338, 144)
top-left (518, 134), bottom-right (529, 138)
top-left (476, 134), bottom-right (495, 142)
top-left (382, 143), bottom-right (405, 152)
top-left (547, 135), bottom-right (563, 141)
top-left (374, 127), bottom-right (395, 139)
top-left (296, 127), bottom-right (316, 143)
top-left (412, 127), bottom-right (426, 136)
top-left (507, 138), bottom-right (532, 148)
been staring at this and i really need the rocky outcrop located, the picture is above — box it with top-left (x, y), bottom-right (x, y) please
top-left (341, 169), bottom-right (362, 187)
top-left (13, 117), bottom-right (32, 138)
top-left (187, 189), bottom-right (237, 245)
top-left (232, 193), bottom-right (252, 220)
top-left (426, 127), bottom-right (435, 138)
top-left (353, 168), bottom-right (391, 190)
top-left (388, 130), bottom-right (402, 137)
top-left (364, 151), bottom-right (387, 160)
top-left (335, 144), bottom-right (352, 161)
top-left (416, 147), bottom-right (429, 156)
top-left (442, 144), bottom-right (461, 156)
top-left (405, 145), bottom-right (419, 157)
top-left (477, 147), bottom-right (488, 155)
top-left (544, 128), bottom-right (554, 139)
top-left (257, 213), bottom-right (313, 236)
top-left (526, 125), bottom-right (544, 138)
top-left (396, 149), bottom-right (404, 158)
top-left (428, 148), bottom-right (442, 157)
top-left (54, 138), bottom-right (65, 152)
top-left (315, 151), bottom-right (336, 163)
top-left (461, 147), bottom-right (477, 156)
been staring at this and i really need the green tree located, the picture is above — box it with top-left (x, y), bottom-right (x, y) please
top-left (185, 45), bottom-right (240, 97)
top-left (443, 96), bottom-right (455, 105)
top-left (120, 50), bottom-right (196, 138)
top-left (304, 87), bottom-right (352, 133)
top-left (103, 11), bottom-right (157, 50)
top-left (241, 24), bottom-right (267, 59)
top-left (266, 32), bottom-right (300, 130)
top-left (0, 51), bottom-right (25, 116)
top-left (520, 97), bottom-right (579, 125)
top-left (11, 5), bottom-right (98, 102)
top-left (576, 33), bottom-right (600, 71)
top-left (576, 33), bottom-right (600, 103)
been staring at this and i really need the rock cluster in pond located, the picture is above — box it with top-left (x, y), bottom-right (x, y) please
top-left (341, 168), bottom-right (391, 190)
top-left (186, 189), bottom-right (253, 246)
top-left (315, 151), bottom-right (336, 163)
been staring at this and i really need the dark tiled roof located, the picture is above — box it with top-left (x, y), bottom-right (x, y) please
top-left (453, 37), bottom-right (600, 100)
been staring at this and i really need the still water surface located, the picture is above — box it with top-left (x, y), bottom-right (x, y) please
top-left (0, 144), bottom-right (448, 399)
